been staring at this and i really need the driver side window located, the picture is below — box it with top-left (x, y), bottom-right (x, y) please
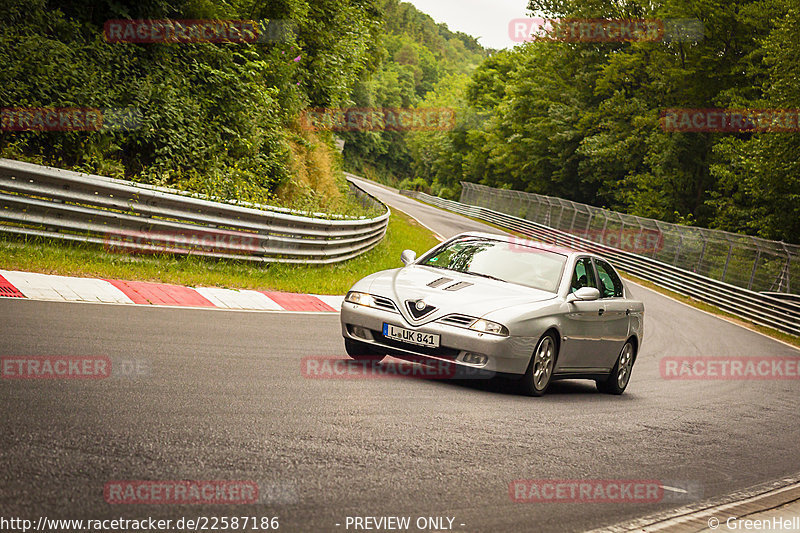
top-left (595, 259), bottom-right (624, 298)
top-left (570, 258), bottom-right (597, 293)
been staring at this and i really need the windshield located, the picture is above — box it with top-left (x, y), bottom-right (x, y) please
top-left (420, 237), bottom-right (566, 293)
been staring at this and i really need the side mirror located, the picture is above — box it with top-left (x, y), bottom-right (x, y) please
top-left (400, 249), bottom-right (417, 266)
top-left (566, 286), bottom-right (600, 303)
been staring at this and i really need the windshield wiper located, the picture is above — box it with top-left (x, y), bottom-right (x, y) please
top-left (460, 271), bottom-right (506, 283)
top-left (420, 263), bottom-right (506, 283)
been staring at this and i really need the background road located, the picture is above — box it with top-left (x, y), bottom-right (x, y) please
top-left (347, 174), bottom-right (505, 240)
top-left (1, 178), bottom-right (799, 532)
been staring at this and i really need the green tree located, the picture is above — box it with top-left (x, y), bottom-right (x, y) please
top-left (709, 4), bottom-right (800, 242)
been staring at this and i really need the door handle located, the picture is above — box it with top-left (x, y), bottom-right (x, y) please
top-left (598, 308), bottom-right (605, 316)
top-left (626, 309), bottom-right (631, 316)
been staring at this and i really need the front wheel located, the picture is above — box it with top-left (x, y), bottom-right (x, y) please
top-left (520, 332), bottom-right (558, 397)
top-left (344, 338), bottom-right (386, 362)
top-left (596, 341), bottom-right (635, 395)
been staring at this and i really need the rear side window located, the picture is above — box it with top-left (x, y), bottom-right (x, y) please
top-left (594, 259), bottom-right (624, 298)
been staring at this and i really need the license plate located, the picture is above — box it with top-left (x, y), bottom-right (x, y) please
top-left (383, 323), bottom-right (440, 348)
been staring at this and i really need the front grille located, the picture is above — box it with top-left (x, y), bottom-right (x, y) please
top-left (406, 300), bottom-right (437, 320)
top-left (372, 330), bottom-right (460, 359)
top-left (372, 295), bottom-right (399, 312)
top-left (437, 314), bottom-right (476, 327)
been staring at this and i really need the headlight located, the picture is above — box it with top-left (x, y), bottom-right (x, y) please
top-left (469, 319), bottom-right (509, 336)
top-left (345, 291), bottom-right (375, 307)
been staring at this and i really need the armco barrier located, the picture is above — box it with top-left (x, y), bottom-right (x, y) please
top-left (0, 159), bottom-right (389, 264)
top-left (400, 189), bottom-right (800, 336)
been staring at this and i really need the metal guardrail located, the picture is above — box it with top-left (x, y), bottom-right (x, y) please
top-left (0, 159), bottom-right (389, 264)
top-left (400, 189), bottom-right (800, 336)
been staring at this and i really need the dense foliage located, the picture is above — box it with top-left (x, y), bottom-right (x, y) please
top-left (1, 0), bottom-right (797, 243)
top-left (414, 0), bottom-right (799, 243)
top-left (339, 0), bottom-right (488, 184)
top-left (0, 0), bottom-right (381, 210)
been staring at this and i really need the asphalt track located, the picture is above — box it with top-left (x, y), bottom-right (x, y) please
top-left (1, 177), bottom-right (799, 532)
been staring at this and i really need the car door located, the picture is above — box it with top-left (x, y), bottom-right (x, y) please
top-left (593, 258), bottom-right (631, 370)
top-left (557, 257), bottom-right (607, 372)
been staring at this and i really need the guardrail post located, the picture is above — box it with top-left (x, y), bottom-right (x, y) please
top-left (673, 234), bottom-right (684, 266)
top-left (515, 191), bottom-right (525, 218)
top-left (696, 233), bottom-right (708, 273)
top-left (779, 243), bottom-right (792, 294)
top-left (531, 194), bottom-right (543, 223)
top-left (600, 212), bottom-right (608, 241)
top-left (651, 221), bottom-right (663, 258)
top-left (748, 248), bottom-right (761, 291)
top-left (721, 241), bottom-right (733, 283)
top-left (568, 205), bottom-right (578, 233)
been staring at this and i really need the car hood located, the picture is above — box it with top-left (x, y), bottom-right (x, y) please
top-left (360, 265), bottom-right (556, 325)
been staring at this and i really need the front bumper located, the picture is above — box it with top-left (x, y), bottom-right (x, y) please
top-left (340, 302), bottom-right (536, 376)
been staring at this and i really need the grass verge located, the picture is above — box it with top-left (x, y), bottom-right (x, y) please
top-left (0, 210), bottom-right (440, 295)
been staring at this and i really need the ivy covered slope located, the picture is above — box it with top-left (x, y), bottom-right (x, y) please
top-left (0, 0), bottom-right (385, 213)
top-left (0, 0), bottom-right (489, 214)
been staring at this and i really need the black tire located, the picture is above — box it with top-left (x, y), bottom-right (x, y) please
top-left (344, 338), bottom-right (386, 362)
top-left (596, 341), bottom-right (635, 395)
top-left (520, 332), bottom-right (558, 397)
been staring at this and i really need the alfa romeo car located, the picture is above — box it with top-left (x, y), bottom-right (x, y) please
top-left (340, 232), bottom-right (644, 396)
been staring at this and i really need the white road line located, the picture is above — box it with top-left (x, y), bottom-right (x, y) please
top-left (661, 485), bottom-right (688, 494)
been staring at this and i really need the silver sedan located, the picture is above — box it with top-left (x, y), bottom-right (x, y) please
top-left (340, 232), bottom-right (644, 396)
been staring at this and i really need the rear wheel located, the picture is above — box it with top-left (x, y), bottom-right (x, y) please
top-left (520, 332), bottom-right (557, 397)
top-left (597, 341), bottom-right (635, 395)
top-left (344, 338), bottom-right (386, 362)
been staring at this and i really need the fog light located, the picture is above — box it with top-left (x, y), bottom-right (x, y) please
top-left (350, 325), bottom-right (374, 341)
top-left (461, 352), bottom-right (488, 366)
